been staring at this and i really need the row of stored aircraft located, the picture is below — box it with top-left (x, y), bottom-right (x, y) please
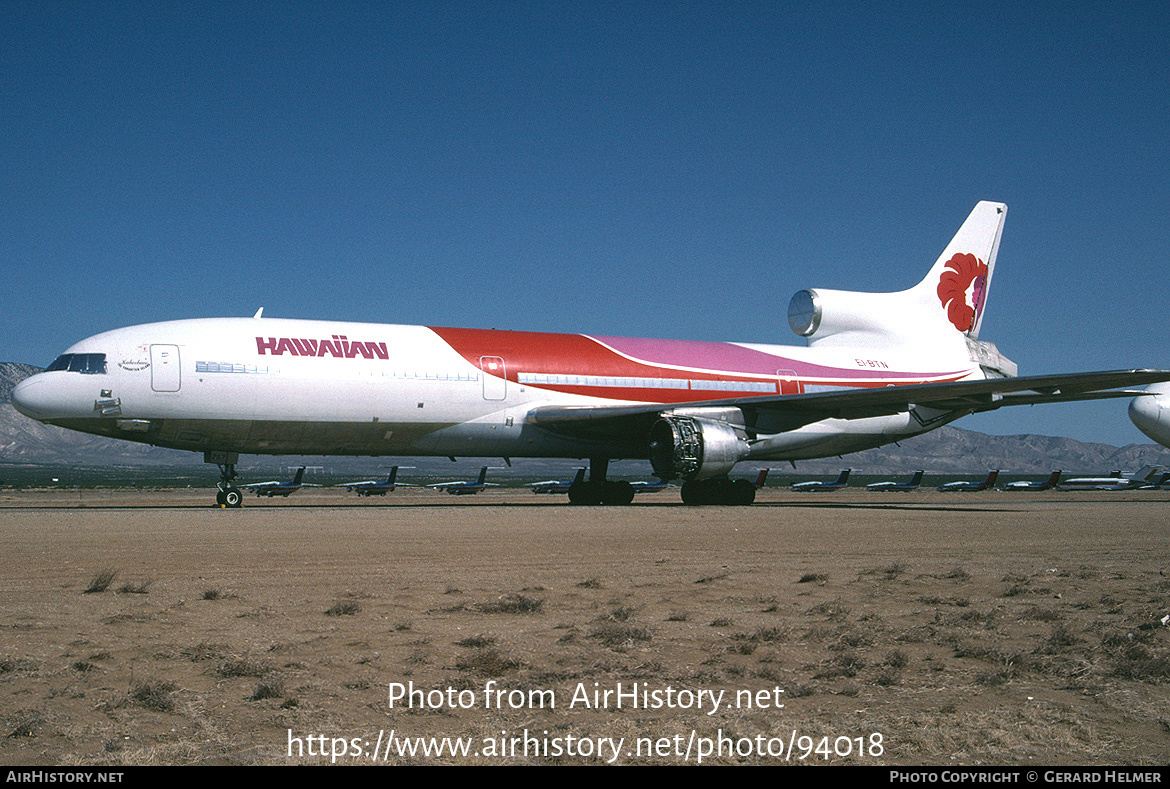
top-left (230, 465), bottom-right (771, 499)
top-left (250, 465), bottom-right (500, 496)
top-left (11, 201), bottom-right (1170, 507)
top-left (790, 467), bottom-right (1168, 492)
top-left (199, 463), bottom-right (1170, 500)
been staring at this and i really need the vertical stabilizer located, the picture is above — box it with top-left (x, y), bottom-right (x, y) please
top-left (909, 201), bottom-right (1007, 340)
top-left (790, 202), bottom-right (1008, 359)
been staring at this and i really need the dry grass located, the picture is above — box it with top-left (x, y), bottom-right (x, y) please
top-left (1, 487), bottom-right (1167, 765)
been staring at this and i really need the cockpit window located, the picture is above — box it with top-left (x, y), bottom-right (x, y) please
top-left (46, 353), bottom-right (107, 375)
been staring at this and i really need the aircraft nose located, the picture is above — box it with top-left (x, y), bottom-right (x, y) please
top-left (11, 375), bottom-right (56, 420)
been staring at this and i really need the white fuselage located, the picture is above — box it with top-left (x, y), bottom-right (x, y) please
top-left (11, 316), bottom-right (984, 463)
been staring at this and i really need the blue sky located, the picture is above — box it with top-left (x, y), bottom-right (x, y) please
top-left (2, 1), bottom-right (1167, 445)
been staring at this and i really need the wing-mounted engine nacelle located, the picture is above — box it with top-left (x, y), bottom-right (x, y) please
top-left (649, 414), bottom-right (750, 482)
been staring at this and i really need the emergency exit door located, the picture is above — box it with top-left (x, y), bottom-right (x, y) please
top-left (480, 356), bottom-right (506, 400)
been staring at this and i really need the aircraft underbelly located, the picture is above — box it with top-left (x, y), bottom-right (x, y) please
top-left (40, 413), bottom-right (633, 458)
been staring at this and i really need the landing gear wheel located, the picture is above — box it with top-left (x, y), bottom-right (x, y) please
top-left (730, 479), bottom-right (756, 506)
top-left (568, 480), bottom-right (603, 505)
top-left (566, 458), bottom-right (636, 505)
top-left (680, 479), bottom-right (711, 505)
top-left (681, 477), bottom-right (755, 505)
top-left (213, 460), bottom-right (242, 508)
top-left (223, 487), bottom-right (243, 508)
top-left (602, 480), bottom-right (635, 506)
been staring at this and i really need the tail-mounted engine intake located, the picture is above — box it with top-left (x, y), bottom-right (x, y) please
top-left (649, 415), bottom-right (750, 481)
top-left (788, 287), bottom-right (909, 345)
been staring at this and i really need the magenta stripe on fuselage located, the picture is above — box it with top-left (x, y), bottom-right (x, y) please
top-left (588, 335), bottom-right (961, 381)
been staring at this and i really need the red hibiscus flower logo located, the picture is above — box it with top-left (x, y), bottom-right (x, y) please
top-left (936, 253), bottom-right (988, 333)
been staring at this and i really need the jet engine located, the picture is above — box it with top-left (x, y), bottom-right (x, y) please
top-left (648, 414), bottom-right (750, 481)
top-left (787, 288), bottom-right (911, 345)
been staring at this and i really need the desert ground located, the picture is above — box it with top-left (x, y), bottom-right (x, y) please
top-left (0, 486), bottom-right (1167, 766)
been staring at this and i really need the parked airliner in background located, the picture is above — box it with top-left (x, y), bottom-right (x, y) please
top-left (530, 468), bottom-right (586, 494)
top-left (867, 470), bottom-right (924, 492)
top-left (629, 477), bottom-right (671, 494)
top-left (344, 466), bottom-right (409, 496)
top-left (429, 467), bottom-right (495, 495)
top-left (1057, 466), bottom-right (1164, 491)
top-left (1140, 471), bottom-right (1170, 490)
top-left (1001, 471), bottom-right (1061, 491)
top-left (242, 466), bottom-right (308, 498)
top-left (12, 202), bottom-right (1170, 507)
top-left (529, 469), bottom-right (675, 499)
top-left (1130, 382), bottom-right (1170, 450)
top-left (938, 470), bottom-right (999, 492)
top-left (792, 469), bottom-right (851, 492)
top-left (745, 469), bottom-right (770, 491)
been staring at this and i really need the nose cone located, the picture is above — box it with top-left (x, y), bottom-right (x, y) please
top-left (1129, 383), bottom-right (1170, 448)
top-left (11, 375), bottom-right (59, 421)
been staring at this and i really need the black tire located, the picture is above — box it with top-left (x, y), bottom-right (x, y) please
top-left (568, 480), bottom-right (602, 505)
top-left (223, 487), bottom-right (243, 508)
top-left (602, 480), bottom-right (635, 506)
top-left (680, 480), bottom-right (707, 505)
top-left (730, 479), bottom-right (756, 506)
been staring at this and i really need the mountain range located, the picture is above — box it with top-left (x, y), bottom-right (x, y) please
top-left (4, 362), bottom-right (1169, 477)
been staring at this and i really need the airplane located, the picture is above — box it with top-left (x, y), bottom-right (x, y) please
top-left (630, 477), bottom-right (671, 494)
top-left (1000, 470), bottom-right (1061, 491)
top-left (938, 470), bottom-right (999, 491)
top-left (1139, 471), bottom-right (1170, 490)
top-left (1056, 466), bottom-right (1165, 491)
top-left (529, 469), bottom-right (673, 501)
top-left (792, 469), bottom-right (850, 492)
top-left (12, 201), bottom-right (1170, 508)
top-left (866, 470), bottom-right (924, 492)
top-left (631, 472), bottom-right (678, 491)
top-left (344, 466), bottom-right (410, 496)
top-left (746, 468), bottom-right (770, 490)
top-left (429, 466), bottom-right (496, 495)
top-left (1129, 382), bottom-right (1170, 449)
top-left (242, 466), bottom-right (308, 498)
top-left (529, 467), bottom-right (586, 494)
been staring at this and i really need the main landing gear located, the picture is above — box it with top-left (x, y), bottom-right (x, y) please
top-left (680, 476), bottom-right (756, 506)
top-left (567, 458), bottom-right (635, 506)
top-left (565, 459), bottom-right (757, 505)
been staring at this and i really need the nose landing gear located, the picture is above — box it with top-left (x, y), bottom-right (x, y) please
top-left (207, 451), bottom-right (243, 508)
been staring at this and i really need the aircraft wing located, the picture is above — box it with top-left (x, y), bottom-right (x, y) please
top-left (527, 369), bottom-right (1170, 438)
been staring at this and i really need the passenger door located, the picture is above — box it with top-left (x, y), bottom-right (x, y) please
top-left (151, 345), bottom-right (181, 392)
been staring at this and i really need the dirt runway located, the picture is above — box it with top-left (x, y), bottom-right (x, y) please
top-left (1, 488), bottom-right (1167, 765)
